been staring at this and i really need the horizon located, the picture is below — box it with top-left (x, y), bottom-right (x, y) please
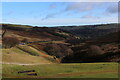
top-left (1, 22), bottom-right (118, 27)
top-left (2, 2), bottom-right (118, 27)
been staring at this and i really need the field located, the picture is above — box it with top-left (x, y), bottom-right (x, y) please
top-left (2, 63), bottom-right (118, 78)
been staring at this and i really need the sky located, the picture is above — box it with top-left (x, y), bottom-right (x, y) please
top-left (1, 2), bottom-right (118, 27)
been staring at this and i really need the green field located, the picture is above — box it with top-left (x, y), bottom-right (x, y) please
top-left (2, 63), bottom-right (118, 78)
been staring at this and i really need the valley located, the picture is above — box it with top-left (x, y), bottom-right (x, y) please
top-left (1, 23), bottom-right (120, 78)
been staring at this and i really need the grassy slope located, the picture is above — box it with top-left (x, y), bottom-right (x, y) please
top-left (2, 46), bottom-right (54, 64)
top-left (2, 63), bottom-right (118, 78)
top-left (17, 45), bottom-right (40, 56)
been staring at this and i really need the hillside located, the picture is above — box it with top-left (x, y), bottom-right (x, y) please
top-left (3, 23), bottom-right (119, 41)
top-left (2, 24), bottom-right (75, 64)
top-left (2, 24), bottom-right (74, 42)
top-left (62, 31), bottom-right (120, 63)
top-left (2, 23), bottom-right (120, 63)
top-left (58, 23), bottom-right (119, 38)
top-left (2, 45), bottom-right (57, 64)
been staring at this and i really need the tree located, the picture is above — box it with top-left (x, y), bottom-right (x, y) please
top-left (88, 45), bottom-right (104, 57)
top-left (2, 37), bottom-right (19, 48)
top-left (2, 29), bottom-right (6, 38)
top-left (44, 43), bottom-right (73, 59)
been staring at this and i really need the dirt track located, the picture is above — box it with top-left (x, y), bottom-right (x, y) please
top-left (1, 62), bottom-right (51, 65)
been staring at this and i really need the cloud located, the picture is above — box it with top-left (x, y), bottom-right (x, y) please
top-left (106, 5), bottom-right (118, 13)
top-left (49, 3), bottom-right (57, 9)
top-left (42, 2), bottom-right (99, 20)
top-left (64, 2), bottom-right (100, 12)
top-left (41, 13), bottom-right (58, 21)
top-left (81, 14), bottom-right (100, 19)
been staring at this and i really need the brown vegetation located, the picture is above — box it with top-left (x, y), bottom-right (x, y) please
top-left (2, 23), bottom-right (120, 63)
top-left (44, 43), bottom-right (73, 59)
top-left (2, 37), bottom-right (19, 48)
top-left (21, 38), bottom-right (28, 43)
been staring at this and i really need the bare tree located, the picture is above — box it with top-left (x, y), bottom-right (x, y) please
top-left (2, 29), bottom-right (6, 38)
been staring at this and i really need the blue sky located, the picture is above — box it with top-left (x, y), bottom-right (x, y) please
top-left (2, 2), bottom-right (118, 27)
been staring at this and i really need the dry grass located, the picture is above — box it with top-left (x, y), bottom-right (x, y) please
top-left (2, 47), bottom-right (53, 64)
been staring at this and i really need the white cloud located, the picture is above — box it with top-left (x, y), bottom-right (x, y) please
top-left (64, 3), bottom-right (94, 12)
top-left (64, 2), bottom-right (105, 13)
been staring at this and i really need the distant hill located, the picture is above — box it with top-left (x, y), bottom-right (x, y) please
top-left (2, 23), bottom-right (119, 40)
top-left (58, 23), bottom-right (119, 38)
top-left (2, 24), bottom-right (74, 41)
top-left (2, 24), bottom-right (32, 31)
top-left (89, 31), bottom-right (120, 44)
